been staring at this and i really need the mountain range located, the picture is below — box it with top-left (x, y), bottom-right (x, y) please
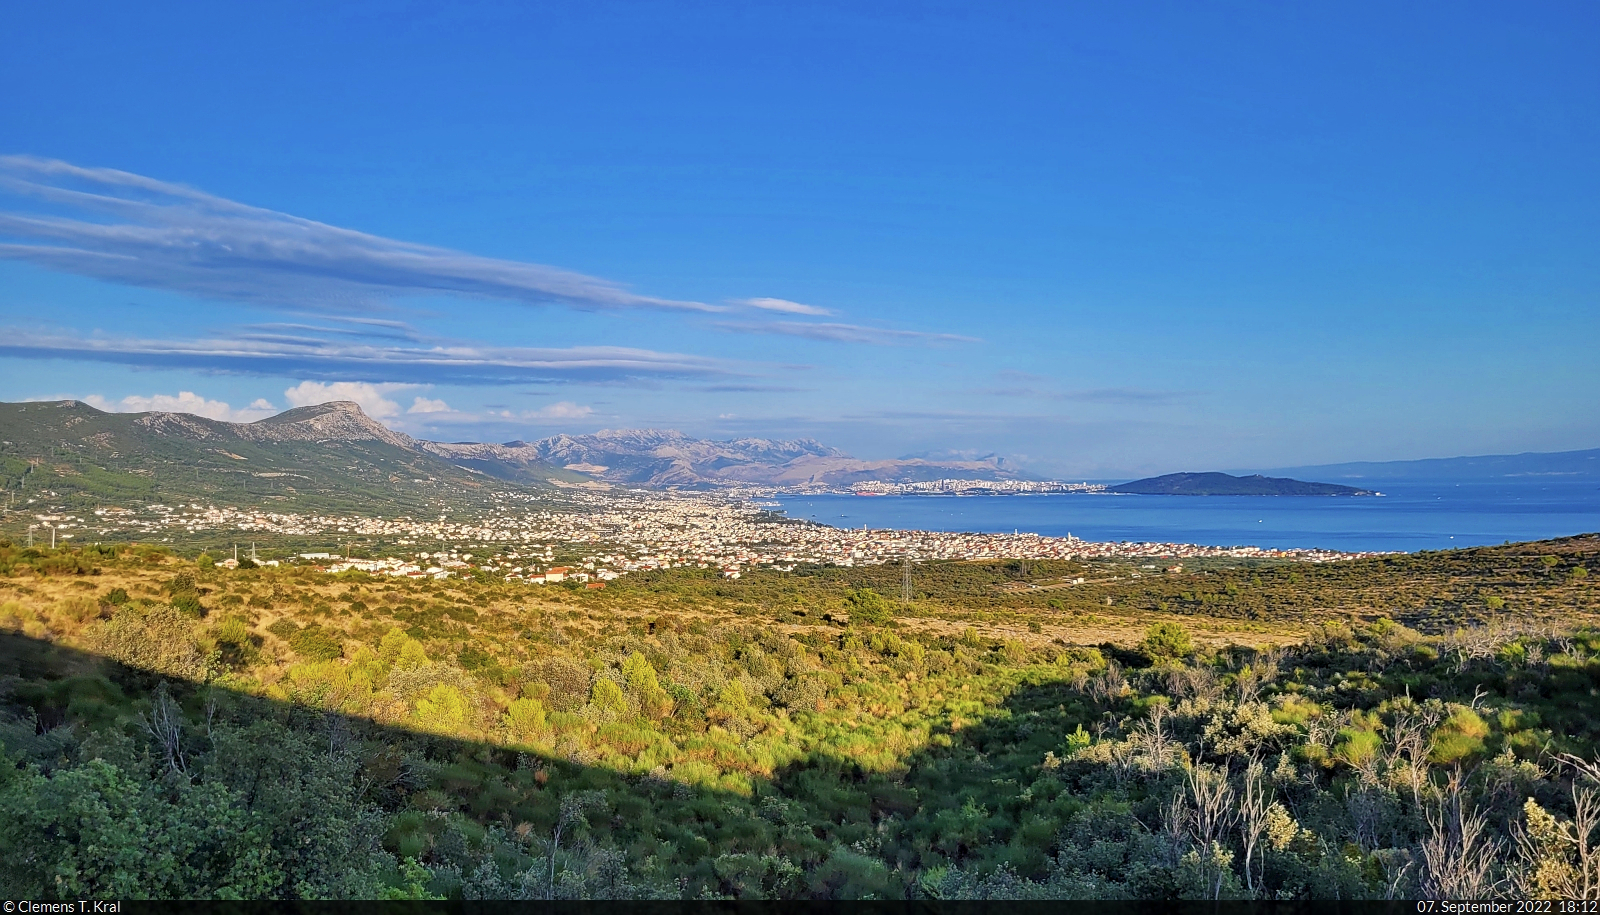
top-left (422, 429), bottom-right (1023, 488)
top-left (0, 400), bottom-right (1028, 515)
top-left (6, 399), bottom-right (1594, 520)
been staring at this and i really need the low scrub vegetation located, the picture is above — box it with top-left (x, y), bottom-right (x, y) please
top-left (0, 537), bottom-right (1597, 898)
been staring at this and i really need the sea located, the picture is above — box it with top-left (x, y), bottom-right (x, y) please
top-left (772, 478), bottom-right (1600, 554)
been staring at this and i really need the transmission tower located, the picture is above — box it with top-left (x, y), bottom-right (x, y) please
top-left (901, 555), bottom-right (913, 604)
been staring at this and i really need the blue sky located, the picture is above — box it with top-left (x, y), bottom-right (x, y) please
top-left (1, 1), bottom-right (1596, 477)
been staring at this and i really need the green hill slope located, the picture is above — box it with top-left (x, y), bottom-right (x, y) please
top-left (0, 399), bottom-right (531, 517)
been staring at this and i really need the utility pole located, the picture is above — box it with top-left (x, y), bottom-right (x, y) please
top-left (27, 525), bottom-right (34, 547)
top-left (49, 525), bottom-right (55, 549)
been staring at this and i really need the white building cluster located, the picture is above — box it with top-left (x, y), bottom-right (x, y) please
top-left (61, 488), bottom-right (1384, 583)
top-left (844, 479), bottom-right (1106, 495)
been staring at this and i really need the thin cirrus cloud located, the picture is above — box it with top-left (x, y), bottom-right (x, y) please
top-left (732, 297), bottom-right (833, 317)
top-left (714, 320), bottom-right (980, 346)
top-left (980, 386), bottom-right (1194, 405)
top-left (488, 401), bottom-right (596, 422)
top-left (0, 155), bottom-right (716, 314)
top-left (695, 383), bottom-right (812, 393)
top-left (0, 327), bottom-right (737, 386)
top-left (240, 316), bottom-right (425, 343)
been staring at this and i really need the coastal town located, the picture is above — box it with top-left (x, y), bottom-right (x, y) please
top-left (825, 479), bottom-right (1104, 495)
top-left (27, 487), bottom-right (1386, 584)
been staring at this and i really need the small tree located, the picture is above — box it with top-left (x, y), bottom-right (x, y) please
top-left (505, 697), bottom-right (546, 739)
top-left (1142, 622), bottom-right (1194, 662)
top-left (622, 652), bottom-right (672, 719)
top-left (845, 588), bottom-right (892, 625)
top-left (415, 684), bottom-right (469, 733)
top-left (589, 678), bottom-right (627, 719)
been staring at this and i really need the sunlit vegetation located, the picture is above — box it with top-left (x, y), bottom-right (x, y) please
top-left (0, 536), bottom-right (1597, 898)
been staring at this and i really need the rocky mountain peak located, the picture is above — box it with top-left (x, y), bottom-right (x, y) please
top-left (241, 401), bottom-right (416, 448)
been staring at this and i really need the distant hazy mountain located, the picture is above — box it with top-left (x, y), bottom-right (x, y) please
top-left (1109, 472), bottom-right (1376, 496)
top-left (424, 428), bottom-right (1026, 488)
top-left (1264, 447), bottom-right (1600, 482)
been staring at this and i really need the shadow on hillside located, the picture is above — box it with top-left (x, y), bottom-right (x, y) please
top-left (0, 628), bottom-right (1107, 900)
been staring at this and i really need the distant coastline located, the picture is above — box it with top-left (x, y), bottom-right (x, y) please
top-left (773, 477), bottom-right (1600, 553)
top-left (1108, 472), bottom-right (1379, 497)
top-left (775, 471), bottom-right (1379, 498)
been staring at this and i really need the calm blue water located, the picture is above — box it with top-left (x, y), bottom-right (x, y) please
top-left (773, 479), bottom-right (1600, 553)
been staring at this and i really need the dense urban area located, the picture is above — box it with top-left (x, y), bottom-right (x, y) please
top-left (19, 487), bottom-right (1379, 584)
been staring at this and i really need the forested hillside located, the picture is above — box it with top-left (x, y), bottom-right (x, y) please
top-left (0, 537), bottom-right (1597, 899)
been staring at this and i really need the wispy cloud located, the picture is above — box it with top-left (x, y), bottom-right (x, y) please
top-left (982, 371), bottom-right (1195, 405)
top-left (732, 297), bottom-right (833, 316)
top-left (0, 155), bottom-right (716, 313)
top-left (0, 326), bottom-right (737, 385)
top-left (527, 401), bottom-right (594, 420)
top-left (995, 369), bottom-right (1053, 384)
top-left (715, 320), bottom-right (979, 346)
top-left (1068, 388), bottom-right (1193, 405)
top-left (485, 401), bottom-right (597, 423)
top-left (240, 318), bottom-right (425, 343)
top-left (83, 391), bottom-right (277, 423)
top-left (696, 383), bottom-right (811, 393)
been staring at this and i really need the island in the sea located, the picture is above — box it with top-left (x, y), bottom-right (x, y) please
top-left (1109, 471), bottom-right (1379, 496)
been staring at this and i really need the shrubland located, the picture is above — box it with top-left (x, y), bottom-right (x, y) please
top-left (0, 535), bottom-right (1597, 899)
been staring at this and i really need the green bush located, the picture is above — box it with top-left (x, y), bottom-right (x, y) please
top-left (845, 588), bottom-right (892, 625)
top-left (1429, 707), bottom-right (1490, 765)
top-left (504, 697), bottom-right (546, 738)
top-left (171, 594), bottom-right (204, 617)
top-left (82, 605), bottom-right (202, 679)
top-left (414, 684), bottom-right (469, 732)
top-left (590, 678), bottom-right (628, 719)
top-left (1140, 622), bottom-right (1194, 662)
top-left (288, 625), bottom-right (344, 661)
